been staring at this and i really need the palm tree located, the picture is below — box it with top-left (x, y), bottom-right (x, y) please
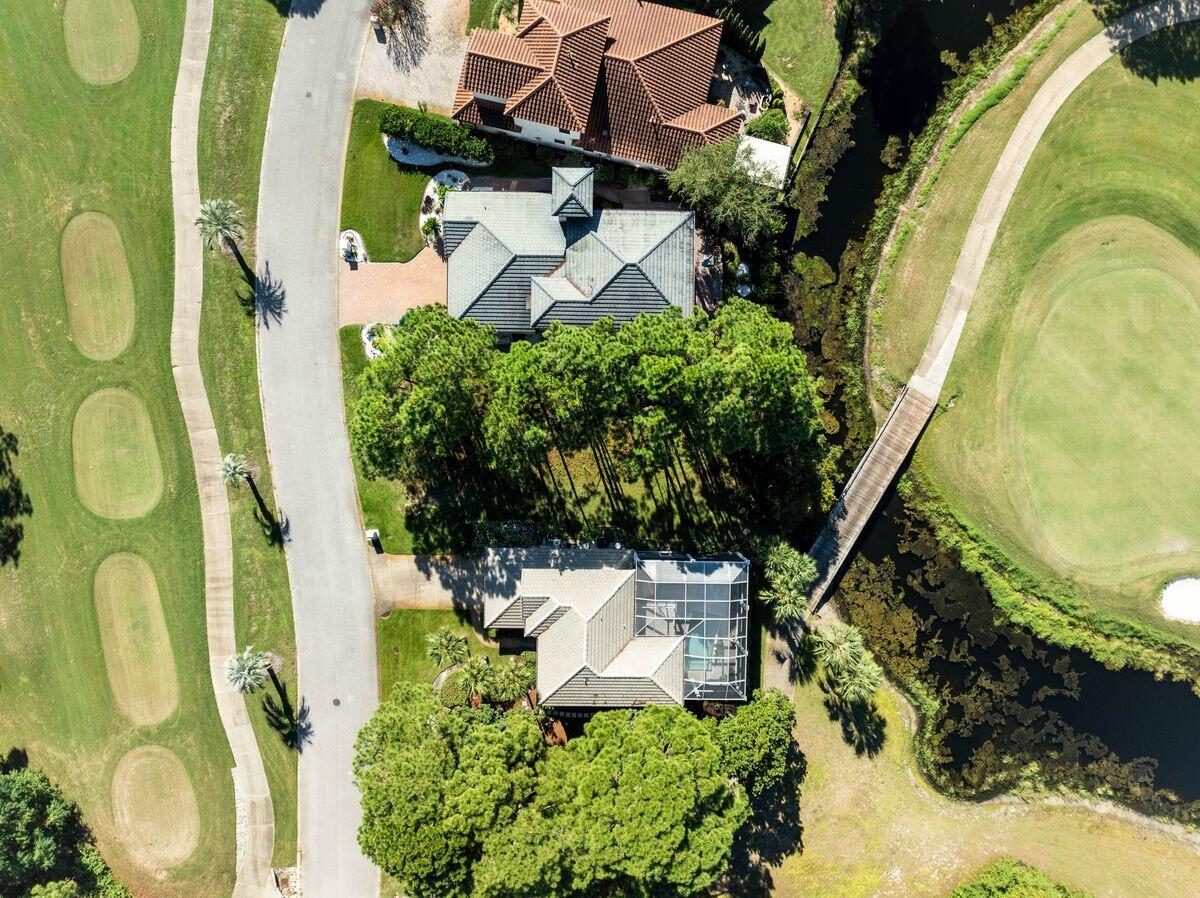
top-left (217, 452), bottom-right (275, 526)
top-left (225, 645), bottom-right (270, 694)
top-left (810, 622), bottom-right (864, 677)
top-left (459, 656), bottom-right (495, 708)
top-left (835, 653), bottom-right (883, 706)
top-left (425, 628), bottom-right (469, 672)
top-left (490, 663), bottom-right (525, 705)
top-left (195, 198), bottom-right (252, 280)
top-left (763, 540), bottom-right (818, 621)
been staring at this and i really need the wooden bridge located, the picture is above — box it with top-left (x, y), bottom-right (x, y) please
top-left (808, 382), bottom-right (938, 603)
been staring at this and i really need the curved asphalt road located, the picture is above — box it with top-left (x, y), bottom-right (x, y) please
top-left (256, 0), bottom-right (377, 895)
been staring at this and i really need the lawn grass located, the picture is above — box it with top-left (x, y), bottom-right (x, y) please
top-left (340, 99), bottom-right (430, 264)
top-left (195, 0), bottom-right (297, 866)
top-left (759, 0), bottom-right (842, 113)
top-left (771, 677), bottom-right (1200, 897)
top-left (466, 0), bottom-right (496, 32)
top-left (377, 609), bottom-right (501, 697)
top-left (340, 99), bottom-right (575, 263)
top-left (880, 23), bottom-right (1200, 648)
top-left (0, 0), bottom-right (238, 892)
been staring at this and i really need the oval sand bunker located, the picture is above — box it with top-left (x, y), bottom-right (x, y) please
top-left (111, 746), bottom-right (200, 870)
top-left (94, 554), bottom-right (178, 725)
top-left (72, 388), bottom-right (163, 520)
top-left (60, 212), bottom-right (135, 360)
top-left (63, 0), bottom-right (140, 85)
top-left (1162, 578), bottom-right (1200, 623)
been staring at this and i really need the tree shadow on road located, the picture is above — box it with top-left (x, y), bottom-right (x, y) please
top-left (251, 263), bottom-right (287, 328)
top-left (0, 428), bottom-right (32, 568)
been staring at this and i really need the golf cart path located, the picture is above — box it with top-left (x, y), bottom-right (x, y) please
top-left (256, 0), bottom-right (379, 895)
top-left (808, 0), bottom-right (1200, 603)
top-left (168, 0), bottom-right (277, 892)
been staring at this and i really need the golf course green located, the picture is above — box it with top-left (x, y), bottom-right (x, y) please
top-left (883, 29), bottom-right (1200, 645)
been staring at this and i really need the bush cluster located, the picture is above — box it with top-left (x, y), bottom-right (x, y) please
top-left (745, 108), bottom-right (789, 144)
top-left (378, 104), bottom-right (495, 164)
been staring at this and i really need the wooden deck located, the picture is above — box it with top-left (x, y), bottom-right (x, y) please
top-left (809, 383), bottom-right (938, 604)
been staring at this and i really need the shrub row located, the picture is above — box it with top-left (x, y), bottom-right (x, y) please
top-left (378, 104), bottom-right (495, 164)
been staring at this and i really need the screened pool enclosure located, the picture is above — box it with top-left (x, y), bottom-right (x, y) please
top-left (633, 552), bottom-right (750, 702)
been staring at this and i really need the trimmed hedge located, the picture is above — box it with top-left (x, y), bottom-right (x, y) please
top-left (378, 104), bottom-right (495, 164)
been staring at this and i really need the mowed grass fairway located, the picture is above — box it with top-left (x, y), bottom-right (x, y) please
top-left (0, 0), bottom-right (238, 894)
top-left (60, 212), bottom-right (137, 360)
top-left (880, 21), bottom-right (1200, 645)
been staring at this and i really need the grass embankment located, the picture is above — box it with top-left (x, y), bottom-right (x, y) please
top-left (196, 0), bottom-right (297, 865)
top-left (772, 678), bottom-right (1200, 897)
top-left (759, 0), bottom-right (842, 114)
top-left (0, 0), bottom-right (237, 893)
top-left (878, 16), bottom-right (1200, 658)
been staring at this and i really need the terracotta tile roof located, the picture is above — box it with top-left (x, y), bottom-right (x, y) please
top-left (453, 0), bottom-right (739, 169)
top-left (666, 103), bottom-right (742, 135)
top-left (506, 74), bottom-right (583, 131)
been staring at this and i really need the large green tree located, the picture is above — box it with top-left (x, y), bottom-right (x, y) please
top-left (667, 138), bottom-right (784, 249)
top-left (349, 306), bottom-right (498, 487)
top-left (353, 683), bottom-right (544, 898)
top-left (717, 688), bottom-right (797, 798)
top-left (475, 706), bottom-right (749, 898)
top-left (0, 769), bottom-right (81, 895)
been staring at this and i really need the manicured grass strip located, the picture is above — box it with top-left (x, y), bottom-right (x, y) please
top-left (339, 325), bottom-right (415, 554)
top-left (110, 745), bottom-right (201, 871)
top-left (467, 0), bottom-right (496, 31)
top-left (196, 0), bottom-right (296, 865)
top-left (377, 609), bottom-right (501, 696)
top-left (93, 553), bottom-right (179, 726)
top-left (340, 99), bottom-right (428, 263)
top-left (72, 387), bottom-right (163, 520)
top-left (60, 212), bottom-right (136, 361)
top-left (63, 0), bottom-right (140, 85)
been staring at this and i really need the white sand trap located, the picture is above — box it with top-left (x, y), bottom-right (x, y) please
top-left (1161, 578), bottom-right (1200, 623)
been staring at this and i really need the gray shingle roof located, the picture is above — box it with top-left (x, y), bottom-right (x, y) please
top-left (444, 169), bottom-right (693, 331)
top-left (551, 167), bottom-right (595, 218)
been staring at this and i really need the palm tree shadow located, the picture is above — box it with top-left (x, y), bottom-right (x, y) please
top-left (820, 677), bottom-right (886, 757)
top-left (253, 262), bottom-right (287, 328)
top-left (253, 504), bottom-right (291, 548)
top-left (263, 672), bottom-right (313, 752)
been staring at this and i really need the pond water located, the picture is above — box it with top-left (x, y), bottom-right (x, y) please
top-left (835, 487), bottom-right (1200, 815)
top-left (800, 0), bottom-right (1028, 263)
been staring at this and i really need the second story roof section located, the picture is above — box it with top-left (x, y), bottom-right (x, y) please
top-left (481, 546), bottom-right (750, 708)
top-left (451, 0), bottom-right (742, 171)
top-left (443, 170), bottom-right (694, 333)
